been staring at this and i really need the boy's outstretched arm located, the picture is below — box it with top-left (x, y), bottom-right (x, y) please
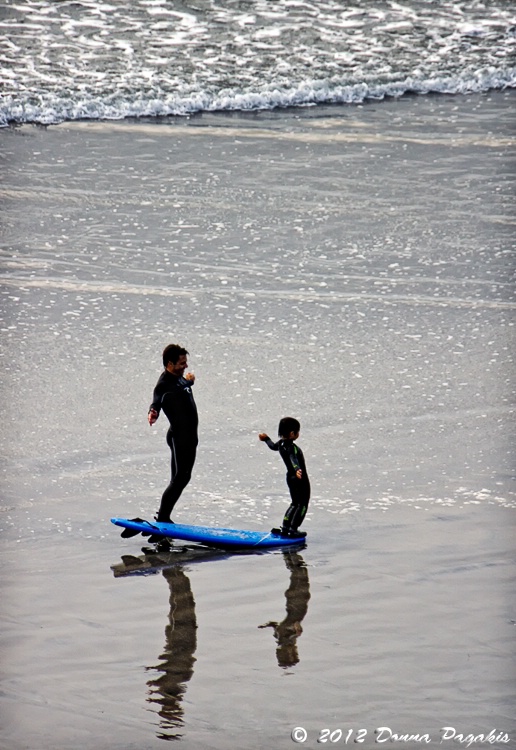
top-left (258, 433), bottom-right (279, 451)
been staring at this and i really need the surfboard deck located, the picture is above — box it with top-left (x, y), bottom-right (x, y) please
top-left (111, 517), bottom-right (306, 549)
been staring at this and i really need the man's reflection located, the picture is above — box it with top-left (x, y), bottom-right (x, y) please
top-left (146, 565), bottom-right (197, 741)
top-left (259, 551), bottom-right (310, 668)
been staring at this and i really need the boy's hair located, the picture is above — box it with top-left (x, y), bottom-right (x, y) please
top-left (278, 416), bottom-right (300, 438)
top-left (162, 343), bottom-right (189, 368)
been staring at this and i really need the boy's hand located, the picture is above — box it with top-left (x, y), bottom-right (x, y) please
top-left (258, 433), bottom-right (269, 441)
top-left (185, 372), bottom-right (195, 383)
top-left (148, 408), bottom-right (158, 426)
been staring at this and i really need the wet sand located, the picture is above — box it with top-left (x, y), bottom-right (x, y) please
top-left (1, 91), bottom-right (515, 749)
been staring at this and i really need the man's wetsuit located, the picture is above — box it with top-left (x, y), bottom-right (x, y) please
top-left (149, 370), bottom-right (198, 522)
top-left (263, 437), bottom-right (310, 533)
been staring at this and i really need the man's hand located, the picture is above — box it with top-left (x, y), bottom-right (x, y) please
top-left (295, 469), bottom-right (303, 479)
top-left (185, 372), bottom-right (195, 383)
top-left (148, 408), bottom-right (158, 426)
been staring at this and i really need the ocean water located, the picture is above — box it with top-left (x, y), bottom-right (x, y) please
top-left (1, 2), bottom-right (516, 749)
top-left (1, 91), bottom-right (515, 749)
top-left (1, 0), bottom-right (515, 126)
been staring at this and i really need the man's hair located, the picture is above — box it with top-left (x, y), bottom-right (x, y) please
top-left (278, 416), bottom-right (300, 438)
top-left (162, 343), bottom-right (189, 368)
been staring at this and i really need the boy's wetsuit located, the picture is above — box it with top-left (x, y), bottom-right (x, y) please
top-left (263, 437), bottom-right (310, 532)
top-left (149, 370), bottom-right (198, 522)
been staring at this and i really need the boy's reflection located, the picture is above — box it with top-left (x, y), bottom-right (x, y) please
top-left (259, 551), bottom-right (310, 668)
top-left (145, 565), bottom-right (197, 741)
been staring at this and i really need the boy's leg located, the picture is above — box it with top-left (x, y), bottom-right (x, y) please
top-left (281, 477), bottom-right (310, 535)
top-left (282, 502), bottom-right (308, 533)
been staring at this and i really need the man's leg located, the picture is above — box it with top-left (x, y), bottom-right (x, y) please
top-left (156, 434), bottom-right (197, 522)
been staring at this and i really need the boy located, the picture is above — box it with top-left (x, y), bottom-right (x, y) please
top-left (258, 417), bottom-right (310, 539)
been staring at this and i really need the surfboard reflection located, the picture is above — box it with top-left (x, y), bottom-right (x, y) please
top-left (259, 551), bottom-right (311, 669)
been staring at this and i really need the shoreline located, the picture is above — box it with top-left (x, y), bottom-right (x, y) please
top-left (0, 86), bottom-right (513, 132)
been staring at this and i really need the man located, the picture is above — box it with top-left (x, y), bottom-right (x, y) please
top-left (148, 344), bottom-right (198, 522)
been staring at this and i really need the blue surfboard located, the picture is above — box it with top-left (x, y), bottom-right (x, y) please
top-left (111, 517), bottom-right (306, 549)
